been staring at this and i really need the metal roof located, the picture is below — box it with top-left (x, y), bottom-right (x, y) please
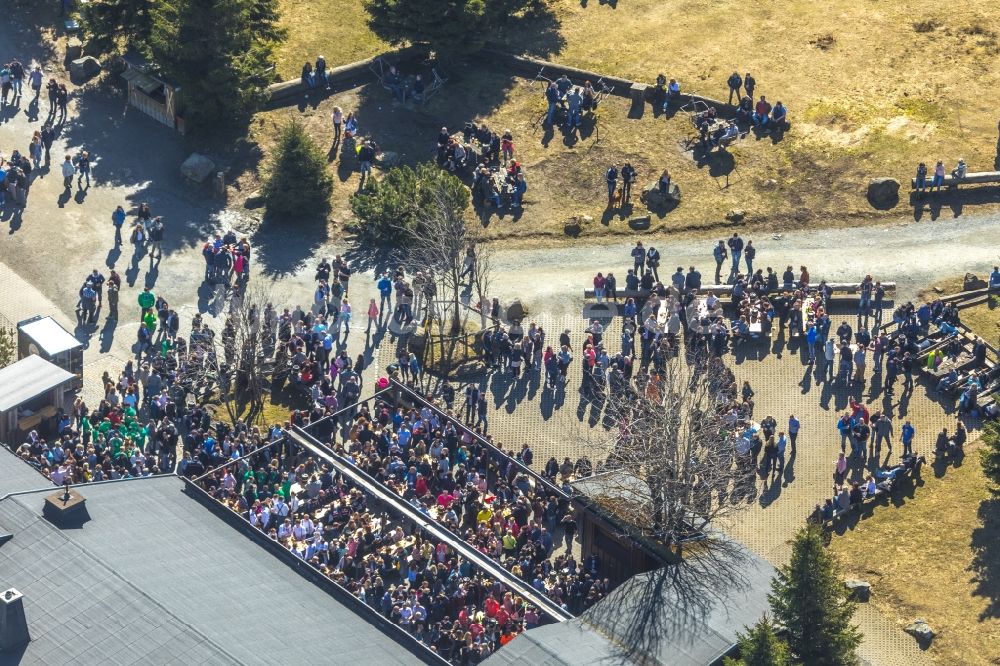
top-left (485, 538), bottom-right (776, 666)
top-left (0, 355), bottom-right (75, 412)
top-left (0, 476), bottom-right (419, 665)
top-left (0, 444), bottom-right (53, 495)
top-left (18, 317), bottom-right (82, 356)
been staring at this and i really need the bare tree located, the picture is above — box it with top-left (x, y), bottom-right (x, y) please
top-left (179, 284), bottom-right (279, 424)
top-left (580, 357), bottom-right (751, 551)
top-left (398, 184), bottom-right (495, 376)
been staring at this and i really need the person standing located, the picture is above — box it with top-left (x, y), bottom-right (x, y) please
top-left (40, 123), bottom-right (54, 164)
top-left (61, 154), bottom-right (75, 190)
top-left (366, 298), bottom-right (379, 334)
top-left (743, 72), bottom-right (756, 100)
top-left (726, 71), bottom-right (742, 105)
top-left (621, 162), bottom-right (636, 204)
top-left (775, 432), bottom-right (787, 474)
top-left (874, 413), bottom-right (893, 453)
top-left (744, 240), bottom-right (756, 275)
top-left (806, 323), bottom-right (818, 363)
top-left (631, 241), bottom-right (645, 274)
top-left (788, 415), bottom-right (800, 449)
top-left (106, 269), bottom-right (121, 320)
top-left (605, 163), bottom-right (618, 208)
top-left (901, 420), bottom-right (915, 456)
top-left (29, 65), bottom-right (43, 100)
top-left (331, 106), bottom-right (343, 146)
top-left (148, 217), bottom-right (164, 259)
top-left (357, 140), bottom-right (375, 187)
top-left (77, 151), bottom-right (91, 188)
top-left (727, 233), bottom-right (744, 276)
top-left (713, 240), bottom-right (727, 284)
top-left (646, 246), bottom-right (661, 282)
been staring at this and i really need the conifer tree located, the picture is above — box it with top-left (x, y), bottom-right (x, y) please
top-left (148, 0), bottom-right (282, 130)
top-left (724, 616), bottom-right (790, 666)
top-left (981, 423), bottom-right (1000, 496)
top-left (769, 526), bottom-right (862, 666)
top-left (263, 121), bottom-right (334, 223)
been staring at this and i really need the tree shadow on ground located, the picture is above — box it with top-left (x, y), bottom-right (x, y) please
top-left (57, 83), bottom-right (230, 260)
top-left (970, 499), bottom-right (1000, 620)
top-left (251, 218), bottom-right (329, 278)
top-left (491, 5), bottom-right (567, 60)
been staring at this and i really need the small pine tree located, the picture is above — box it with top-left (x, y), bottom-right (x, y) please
top-left (263, 121), bottom-right (334, 223)
top-left (982, 423), bottom-right (1000, 496)
top-left (724, 616), bottom-right (790, 666)
top-left (349, 163), bottom-right (468, 244)
top-left (0, 327), bottom-right (15, 369)
top-left (769, 526), bottom-right (862, 666)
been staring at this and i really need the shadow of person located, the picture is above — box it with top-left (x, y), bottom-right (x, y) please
top-left (99, 317), bottom-right (116, 353)
top-left (74, 188), bottom-right (87, 204)
top-left (57, 188), bottom-right (71, 208)
top-left (105, 246), bottom-right (121, 268)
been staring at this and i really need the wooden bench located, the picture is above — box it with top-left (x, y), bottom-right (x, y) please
top-left (911, 171), bottom-right (1000, 189)
top-left (697, 281), bottom-right (896, 296)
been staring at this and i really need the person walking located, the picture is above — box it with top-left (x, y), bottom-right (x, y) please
top-left (40, 123), bottom-right (54, 164)
top-left (111, 205), bottom-right (126, 246)
top-left (788, 415), bottom-right (800, 449)
top-left (713, 240), bottom-right (727, 284)
top-left (29, 65), bottom-right (43, 100)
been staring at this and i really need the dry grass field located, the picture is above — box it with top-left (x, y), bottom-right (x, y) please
top-left (258, 0), bottom-right (1000, 237)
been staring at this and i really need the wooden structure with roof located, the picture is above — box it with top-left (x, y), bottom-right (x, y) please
top-left (119, 51), bottom-right (182, 133)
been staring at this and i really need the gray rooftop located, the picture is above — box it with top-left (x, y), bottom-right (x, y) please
top-left (486, 538), bottom-right (775, 666)
top-left (0, 444), bottom-right (53, 496)
top-left (0, 355), bottom-right (75, 412)
top-left (0, 475), bottom-right (418, 665)
top-left (18, 317), bottom-right (82, 356)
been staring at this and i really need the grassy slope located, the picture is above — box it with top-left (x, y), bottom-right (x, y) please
top-left (829, 281), bottom-right (1000, 664)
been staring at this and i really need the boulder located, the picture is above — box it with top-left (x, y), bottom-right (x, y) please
top-left (244, 190), bottom-right (266, 209)
top-left (866, 177), bottom-right (900, 209)
top-left (726, 209), bottom-right (746, 223)
top-left (65, 37), bottom-right (83, 62)
top-left (963, 272), bottom-right (987, 290)
top-left (69, 56), bottom-right (101, 83)
top-left (843, 579), bottom-right (871, 602)
top-left (377, 151), bottom-right (399, 168)
top-left (640, 181), bottom-right (681, 207)
top-left (564, 218), bottom-right (582, 236)
top-left (904, 618), bottom-right (934, 645)
top-left (628, 215), bottom-right (651, 230)
top-left (505, 300), bottom-right (526, 322)
top-left (180, 153), bottom-right (217, 184)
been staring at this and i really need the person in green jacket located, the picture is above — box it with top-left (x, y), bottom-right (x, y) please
top-left (137, 287), bottom-right (155, 314)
